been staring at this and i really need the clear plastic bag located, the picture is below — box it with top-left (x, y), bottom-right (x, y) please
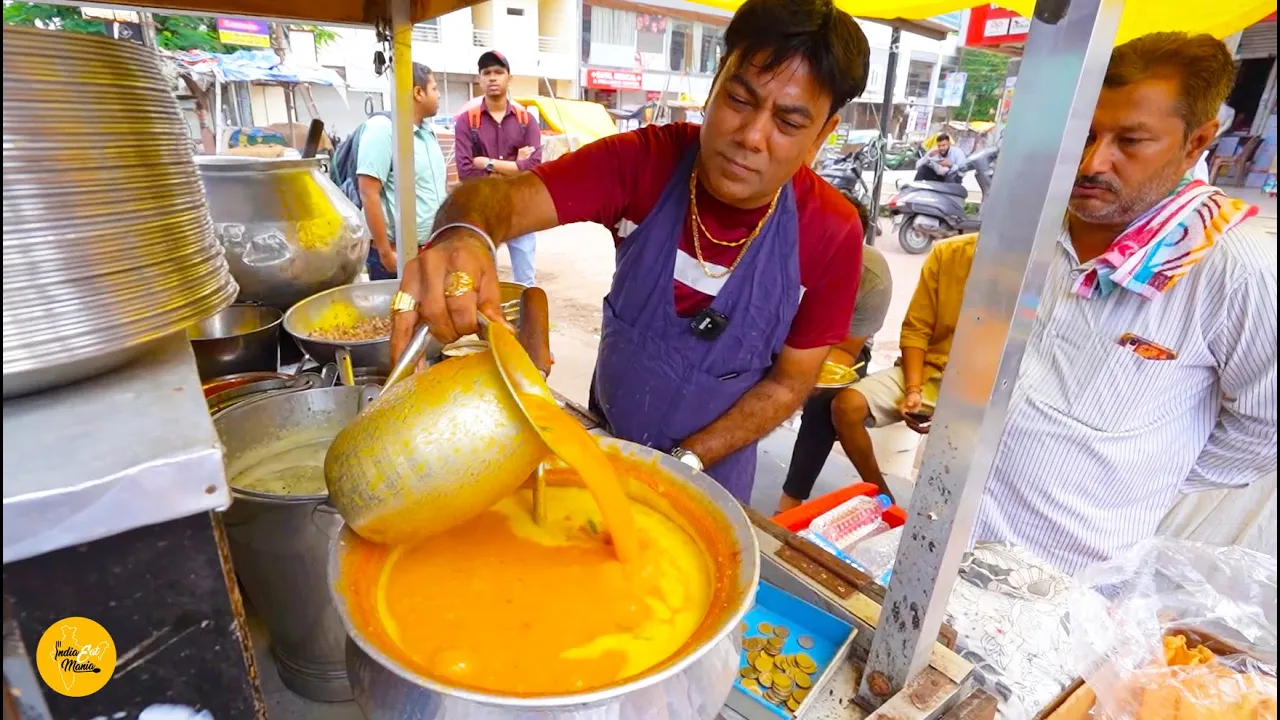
top-left (1069, 538), bottom-right (1278, 720)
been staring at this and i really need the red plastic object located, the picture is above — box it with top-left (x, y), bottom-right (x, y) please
top-left (773, 483), bottom-right (907, 533)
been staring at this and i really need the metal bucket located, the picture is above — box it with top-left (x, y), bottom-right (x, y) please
top-left (215, 385), bottom-right (376, 702)
top-left (188, 304), bottom-right (283, 382)
top-left (328, 438), bottom-right (760, 719)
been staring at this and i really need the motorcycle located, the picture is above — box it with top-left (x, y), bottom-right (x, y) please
top-left (884, 142), bottom-right (923, 171)
top-left (816, 142), bottom-right (880, 237)
top-left (885, 146), bottom-right (998, 254)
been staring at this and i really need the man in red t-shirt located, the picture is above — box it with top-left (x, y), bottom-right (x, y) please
top-left (391, 0), bottom-right (871, 502)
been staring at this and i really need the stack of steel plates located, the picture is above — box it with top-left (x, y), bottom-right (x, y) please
top-left (3, 26), bottom-right (237, 398)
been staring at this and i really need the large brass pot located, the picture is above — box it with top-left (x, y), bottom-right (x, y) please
top-left (323, 288), bottom-right (552, 546)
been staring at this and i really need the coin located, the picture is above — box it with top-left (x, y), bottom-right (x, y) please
top-left (739, 622), bottom-right (748, 634)
top-left (757, 622), bottom-right (773, 634)
top-left (744, 637), bottom-right (765, 653)
top-left (740, 666), bottom-right (759, 680)
top-left (795, 653), bottom-right (817, 671)
top-left (747, 650), bottom-right (759, 665)
top-left (773, 674), bottom-right (793, 692)
top-left (759, 671), bottom-right (773, 688)
top-left (797, 635), bottom-right (815, 649)
top-left (767, 636), bottom-right (785, 648)
top-left (742, 678), bottom-right (759, 691)
top-left (786, 698), bottom-right (801, 712)
top-left (794, 671), bottom-right (812, 689)
top-left (754, 654), bottom-right (774, 673)
top-left (773, 626), bottom-right (790, 639)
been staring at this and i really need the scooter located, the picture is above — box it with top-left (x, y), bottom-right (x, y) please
top-left (885, 146), bottom-right (998, 254)
top-left (817, 144), bottom-right (879, 237)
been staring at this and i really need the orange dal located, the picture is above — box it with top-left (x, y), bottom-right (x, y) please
top-left (337, 451), bottom-right (737, 696)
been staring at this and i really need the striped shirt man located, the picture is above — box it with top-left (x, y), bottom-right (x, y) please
top-left (972, 225), bottom-right (1278, 575)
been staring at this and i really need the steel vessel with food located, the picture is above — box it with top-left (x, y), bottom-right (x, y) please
top-left (284, 280), bottom-right (403, 373)
top-left (322, 301), bottom-right (758, 718)
top-left (197, 156), bottom-right (370, 311)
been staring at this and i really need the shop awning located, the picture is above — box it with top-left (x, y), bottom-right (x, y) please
top-left (165, 48), bottom-right (347, 86)
top-left (684, 0), bottom-right (1277, 45)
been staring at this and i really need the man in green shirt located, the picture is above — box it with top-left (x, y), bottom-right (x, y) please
top-left (356, 62), bottom-right (448, 279)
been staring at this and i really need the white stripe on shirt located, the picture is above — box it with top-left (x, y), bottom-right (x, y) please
top-left (971, 224), bottom-right (1278, 575)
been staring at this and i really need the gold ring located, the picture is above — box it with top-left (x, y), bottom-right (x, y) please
top-left (443, 271), bottom-right (476, 298)
top-left (390, 291), bottom-right (418, 314)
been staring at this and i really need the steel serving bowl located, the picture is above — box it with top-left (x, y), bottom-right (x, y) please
top-left (284, 280), bottom-right (403, 373)
top-left (328, 438), bottom-right (759, 720)
top-left (187, 304), bottom-right (284, 381)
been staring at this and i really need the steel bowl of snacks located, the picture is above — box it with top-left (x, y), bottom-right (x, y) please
top-left (284, 280), bottom-right (404, 373)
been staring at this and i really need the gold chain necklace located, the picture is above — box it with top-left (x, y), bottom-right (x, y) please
top-left (688, 163), bottom-right (781, 279)
top-left (689, 166), bottom-right (780, 248)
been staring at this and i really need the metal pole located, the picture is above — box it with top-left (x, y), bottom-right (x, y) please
top-left (390, 0), bottom-right (417, 279)
top-left (867, 28), bottom-right (900, 246)
top-left (856, 0), bottom-right (1123, 707)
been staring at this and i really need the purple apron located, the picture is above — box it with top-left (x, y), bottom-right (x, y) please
top-left (589, 147), bottom-right (801, 503)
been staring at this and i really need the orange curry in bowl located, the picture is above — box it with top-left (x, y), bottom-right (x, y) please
top-left (336, 415), bottom-right (744, 697)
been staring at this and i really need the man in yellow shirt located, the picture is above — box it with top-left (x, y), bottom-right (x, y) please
top-left (831, 233), bottom-right (976, 489)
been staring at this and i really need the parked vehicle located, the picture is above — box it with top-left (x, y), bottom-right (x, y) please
top-left (885, 146), bottom-right (999, 254)
top-left (816, 143), bottom-right (880, 237)
top-left (884, 142), bottom-right (923, 171)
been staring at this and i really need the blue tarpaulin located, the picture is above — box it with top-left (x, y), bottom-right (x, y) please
top-left (167, 48), bottom-right (344, 87)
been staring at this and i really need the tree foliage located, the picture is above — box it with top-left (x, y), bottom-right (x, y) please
top-left (3, 3), bottom-right (334, 52)
top-left (955, 48), bottom-right (1011, 122)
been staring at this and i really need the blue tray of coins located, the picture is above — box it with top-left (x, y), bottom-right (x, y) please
top-left (728, 580), bottom-right (856, 719)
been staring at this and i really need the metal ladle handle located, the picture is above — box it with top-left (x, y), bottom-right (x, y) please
top-left (383, 324), bottom-right (432, 392)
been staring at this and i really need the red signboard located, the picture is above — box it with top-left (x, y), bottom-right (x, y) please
top-left (586, 69), bottom-right (643, 91)
top-left (964, 5), bottom-right (1030, 48)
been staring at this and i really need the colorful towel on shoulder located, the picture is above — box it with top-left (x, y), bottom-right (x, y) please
top-left (1071, 180), bottom-right (1258, 300)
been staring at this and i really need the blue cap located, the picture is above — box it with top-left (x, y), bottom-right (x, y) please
top-left (875, 494), bottom-right (892, 509)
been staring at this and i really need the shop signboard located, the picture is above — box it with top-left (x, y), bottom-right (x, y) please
top-left (963, 5), bottom-right (1030, 48)
top-left (216, 17), bottom-right (272, 48)
top-left (586, 69), bottom-right (643, 91)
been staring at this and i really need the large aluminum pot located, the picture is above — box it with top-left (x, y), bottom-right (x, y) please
top-left (216, 385), bottom-right (379, 702)
top-left (329, 438), bottom-right (758, 719)
top-left (197, 156), bottom-right (370, 311)
top-left (324, 289), bottom-right (552, 546)
top-left (187, 304), bottom-right (283, 381)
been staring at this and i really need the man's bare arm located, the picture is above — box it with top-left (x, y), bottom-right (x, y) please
top-left (680, 345), bottom-right (828, 467)
top-left (358, 175), bottom-right (393, 256)
top-left (430, 172), bottom-right (559, 244)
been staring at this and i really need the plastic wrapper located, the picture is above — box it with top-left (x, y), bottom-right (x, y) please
top-left (1070, 538), bottom-right (1277, 720)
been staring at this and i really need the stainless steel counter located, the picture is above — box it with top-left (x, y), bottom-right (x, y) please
top-left (2, 333), bottom-right (232, 563)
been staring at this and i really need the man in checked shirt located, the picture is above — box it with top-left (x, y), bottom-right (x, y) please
top-left (972, 32), bottom-right (1277, 574)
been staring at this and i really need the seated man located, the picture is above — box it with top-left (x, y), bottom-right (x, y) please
top-left (778, 201), bottom-right (894, 511)
top-left (823, 233), bottom-right (976, 495)
top-left (913, 133), bottom-right (966, 183)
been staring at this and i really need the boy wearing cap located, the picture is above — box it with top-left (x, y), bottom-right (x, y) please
top-left (453, 50), bottom-right (543, 286)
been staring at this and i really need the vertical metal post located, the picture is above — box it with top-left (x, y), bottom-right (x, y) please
top-left (856, 0), bottom-right (1123, 706)
top-left (867, 28), bottom-right (900, 246)
top-left (391, 0), bottom-right (417, 279)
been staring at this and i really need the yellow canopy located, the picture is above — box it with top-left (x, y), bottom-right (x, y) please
top-left (514, 96), bottom-right (618, 145)
top-left (684, 0), bottom-right (1274, 45)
